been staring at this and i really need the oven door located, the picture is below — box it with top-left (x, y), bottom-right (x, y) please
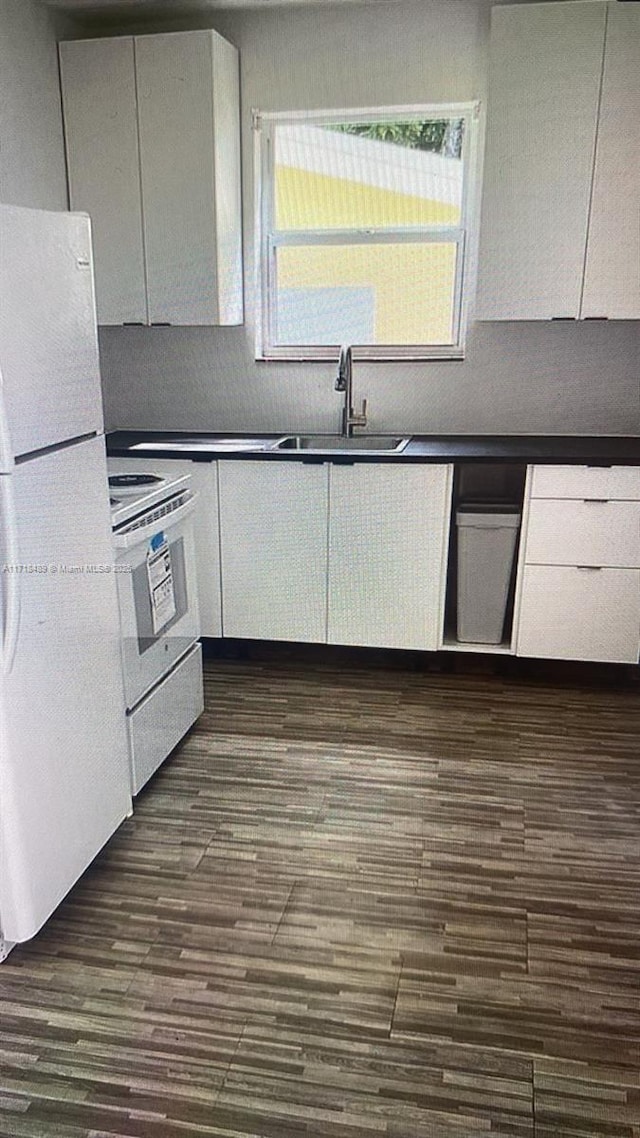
top-left (114, 494), bottom-right (200, 708)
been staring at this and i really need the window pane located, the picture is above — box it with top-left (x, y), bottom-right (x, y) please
top-left (275, 121), bottom-right (464, 231)
top-left (274, 243), bottom-right (458, 346)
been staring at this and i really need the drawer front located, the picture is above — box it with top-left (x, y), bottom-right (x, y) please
top-left (525, 499), bottom-right (640, 567)
top-left (127, 642), bottom-right (204, 795)
top-left (530, 465), bottom-right (640, 501)
top-left (516, 565), bottom-right (640, 664)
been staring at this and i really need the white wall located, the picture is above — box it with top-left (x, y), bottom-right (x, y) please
top-left (0, 0), bottom-right (73, 209)
top-left (74, 1), bottom-right (640, 434)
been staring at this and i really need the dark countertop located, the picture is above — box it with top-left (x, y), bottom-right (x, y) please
top-left (106, 430), bottom-right (640, 465)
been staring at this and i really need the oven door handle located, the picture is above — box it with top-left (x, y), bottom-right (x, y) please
top-left (113, 494), bottom-right (197, 551)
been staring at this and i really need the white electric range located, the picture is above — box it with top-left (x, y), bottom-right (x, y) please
top-left (107, 460), bottom-right (204, 794)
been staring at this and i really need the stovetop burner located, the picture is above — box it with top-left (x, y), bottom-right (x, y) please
top-left (109, 473), bottom-right (164, 489)
top-left (107, 460), bottom-right (191, 529)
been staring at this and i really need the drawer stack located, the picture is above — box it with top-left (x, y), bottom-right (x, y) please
top-left (516, 465), bottom-right (640, 663)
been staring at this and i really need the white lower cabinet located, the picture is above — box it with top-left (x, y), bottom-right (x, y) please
top-left (218, 460), bottom-right (452, 648)
top-left (327, 463), bottom-right (451, 650)
top-left (516, 565), bottom-right (640, 664)
top-left (119, 455), bottom-right (640, 664)
top-left (218, 461), bottom-right (329, 642)
top-left (514, 464), bottom-right (640, 664)
top-left (184, 462), bottom-right (222, 639)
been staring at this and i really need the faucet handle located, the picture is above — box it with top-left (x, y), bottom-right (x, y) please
top-left (335, 346), bottom-right (348, 391)
top-left (350, 397), bottom-right (367, 430)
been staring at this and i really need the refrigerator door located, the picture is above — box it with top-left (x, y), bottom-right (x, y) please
top-left (0, 205), bottom-right (104, 469)
top-left (0, 435), bottom-right (131, 944)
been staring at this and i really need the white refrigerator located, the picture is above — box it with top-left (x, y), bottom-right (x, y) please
top-left (0, 204), bottom-right (132, 958)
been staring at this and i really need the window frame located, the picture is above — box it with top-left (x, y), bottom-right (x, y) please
top-left (254, 102), bottom-right (481, 362)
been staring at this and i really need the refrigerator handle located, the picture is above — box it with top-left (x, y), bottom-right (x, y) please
top-left (0, 474), bottom-right (20, 674)
top-left (0, 364), bottom-right (20, 673)
top-left (0, 362), bottom-right (15, 472)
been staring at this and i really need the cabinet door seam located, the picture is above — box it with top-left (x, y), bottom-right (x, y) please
top-left (578, 2), bottom-right (609, 318)
top-left (132, 36), bottom-right (150, 326)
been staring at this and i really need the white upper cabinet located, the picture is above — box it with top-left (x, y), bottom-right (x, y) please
top-left (581, 3), bottom-right (640, 319)
top-left (59, 38), bottom-right (147, 325)
top-left (59, 30), bottom-right (243, 327)
top-left (135, 32), bottom-right (243, 326)
top-left (476, 2), bottom-right (639, 321)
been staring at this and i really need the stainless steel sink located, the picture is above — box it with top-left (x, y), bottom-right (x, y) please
top-left (128, 434), bottom-right (411, 456)
top-left (131, 438), bottom-right (282, 453)
top-left (274, 435), bottom-right (410, 454)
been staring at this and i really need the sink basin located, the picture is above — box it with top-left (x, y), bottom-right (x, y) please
top-left (131, 438), bottom-right (280, 453)
top-left (128, 435), bottom-right (411, 456)
top-left (274, 435), bottom-right (410, 454)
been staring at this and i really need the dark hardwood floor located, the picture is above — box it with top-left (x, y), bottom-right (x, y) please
top-left (1, 652), bottom-right (639, 1137)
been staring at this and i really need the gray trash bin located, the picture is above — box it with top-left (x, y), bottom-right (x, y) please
top-left (456, 503), bottom-right (521, 644)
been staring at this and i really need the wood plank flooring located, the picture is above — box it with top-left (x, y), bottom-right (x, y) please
top-left (1, 653), bottom-right (639, 1137)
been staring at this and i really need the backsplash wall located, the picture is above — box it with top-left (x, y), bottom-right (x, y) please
top-left (77, 0), bottom-right (638, 435)
top-left (98, 319), bottom-right (639, 436)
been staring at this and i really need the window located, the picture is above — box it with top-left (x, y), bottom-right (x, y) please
top-left (254, 104), bottom-right (479, 361)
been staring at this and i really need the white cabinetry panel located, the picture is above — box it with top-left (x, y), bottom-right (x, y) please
top-left (476, 1), bottom-right (606, 320)
top-left (529, 464), bottom-right (640, 501)
top-left (525, 499), bottom-right (640, 568)
top-left (189, 462), bottom-right (222, 639)
top-left (516, 461), bottom-right (640, 664)
top-left (516, 565), bottom-right (640, 664)
top-left (582, 3), bottom-right (640, 319)
top-left (210, 34), bottom-right (244, 326)
top-left (135, 32), bottom-right (242, 326)
top-left (219, 461), bottom-right (329, 642)
top-left (327, 463), bottom-right (451, 650)
top-left (59, 38), bottom-right (147, 326)
top-left (59, 30), bottom-right (242, 327)
top-left (128, 642), bottom-right (204, 795)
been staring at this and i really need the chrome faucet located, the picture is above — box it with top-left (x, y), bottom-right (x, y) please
top-left (334, 345), bottom-right (367, 437)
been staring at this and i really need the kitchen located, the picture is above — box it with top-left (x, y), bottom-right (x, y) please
top-left (1, 0), bottom-right (639, 1134)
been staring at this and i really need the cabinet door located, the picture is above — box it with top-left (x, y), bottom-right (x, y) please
top-left (327, 464), bottom-right (451, 650)
top-left (59, 38), bottom-right (147, 325)
top-left (218, 461), bottom-right (329, 642)
top-left (516, 565), bottom-right (640, 663)
top-left (476, 2), bottom-right (606, 320)
top-left (581, 3), bottom-right (640, 319)
top-left (190, 462), bottom-right (222, 638)
top-left (135, 31), bottom-right (243, 326)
